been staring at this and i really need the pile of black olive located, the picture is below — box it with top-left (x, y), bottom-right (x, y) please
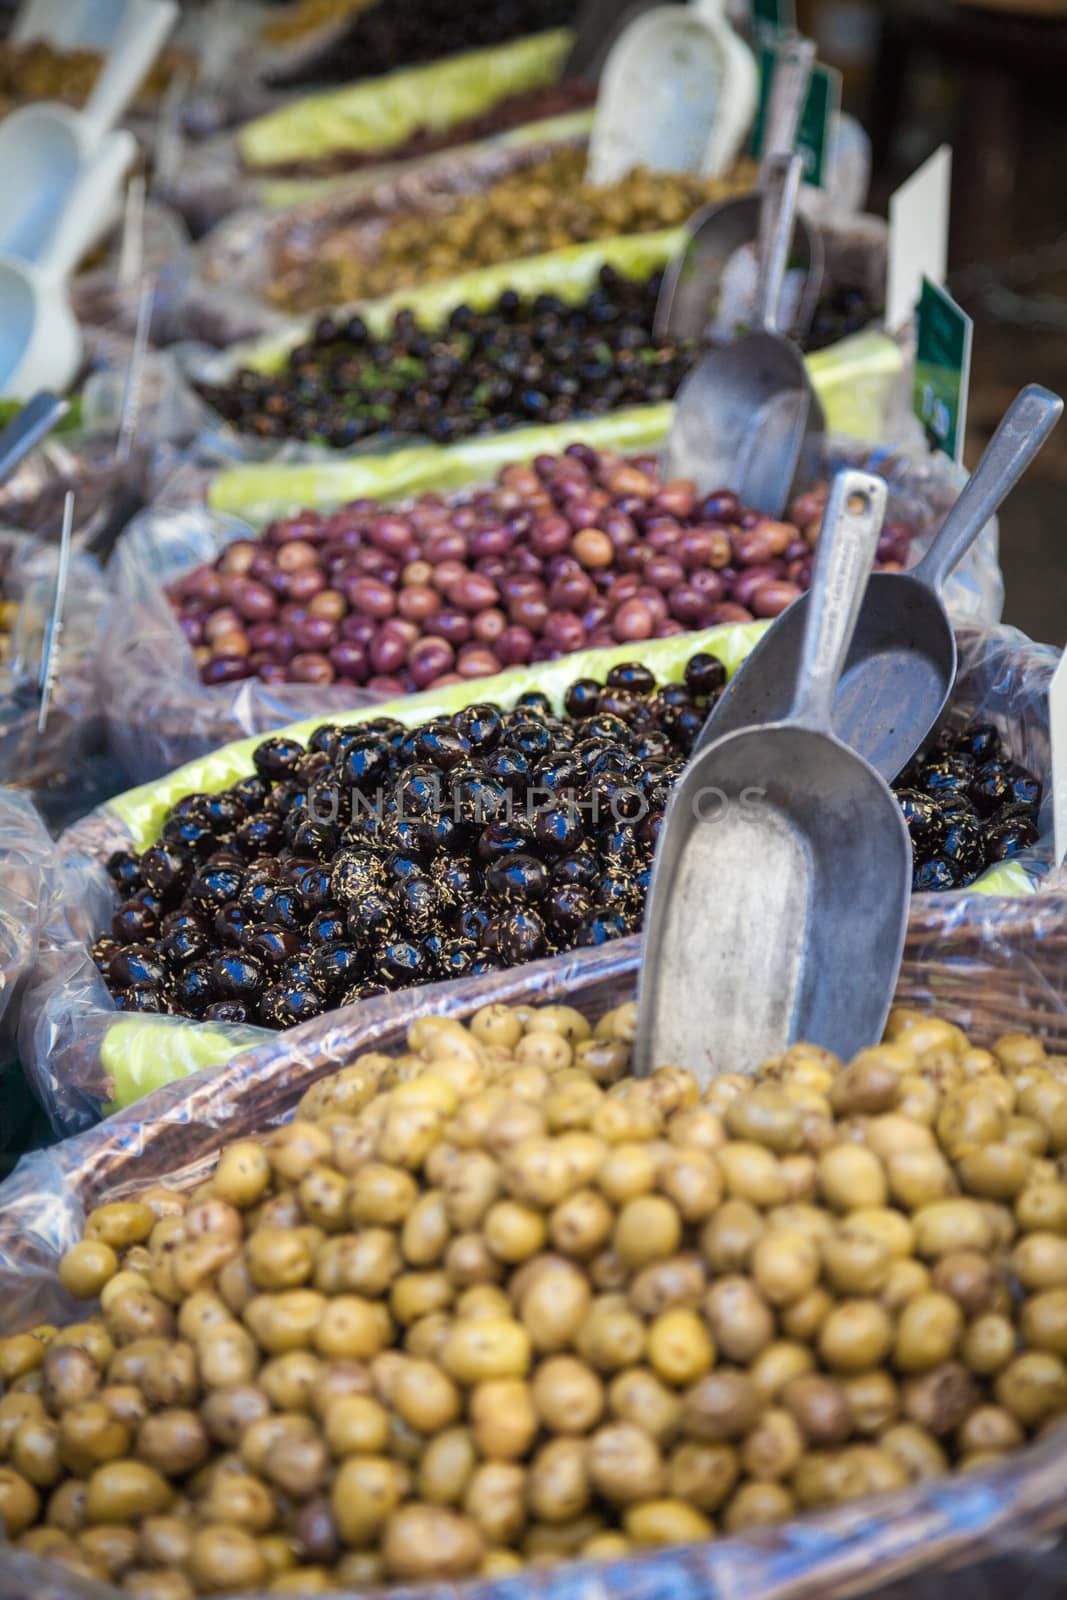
top-left (894, 722), bottom-right (1042, 891)
top-left (200, 269), bottom-right (695, 448)
top-left (267, 0), bottom-right (579, 88)
top-left (96, 653), bottom-right (726, 1027)
top-left (804, 284), bottom-right (885, 354)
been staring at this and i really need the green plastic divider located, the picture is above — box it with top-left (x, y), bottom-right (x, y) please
top-left (258, 108), bottom-right (597, 211)
top-left (239, 29), bottom-right (573, 168)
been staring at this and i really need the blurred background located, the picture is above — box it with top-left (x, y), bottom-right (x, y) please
top-left (801, 0), bottom-right (1067, 643)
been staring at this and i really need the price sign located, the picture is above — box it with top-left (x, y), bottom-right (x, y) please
top-left (914, 276), bottom-right (973, 466)
top-left (751, 46), bottom-right (839, 189)
top-left (887, 146), bottom-right (952, 333)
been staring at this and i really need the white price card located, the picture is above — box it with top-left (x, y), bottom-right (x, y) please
top-left (1050, 648), bottom-right (1067, 868)
top-left (887, 145), bottom-right (952, 334)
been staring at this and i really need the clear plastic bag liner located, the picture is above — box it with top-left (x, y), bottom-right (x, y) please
top-left (4, 932), bottom-right (1067, 1600)
top-left (31, 612), bottom-right (1044, 1134)
top-left (70, 200), bottom-right (196, 350)
top-left (237, 28), bottom-right (573, 169)
top-left (0, 789), bottom-right (53, 1058)
top-left (0, 534), bottom-right (111, 824)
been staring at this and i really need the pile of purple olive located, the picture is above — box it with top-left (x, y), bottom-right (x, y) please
top-left (171, 445), bottom-right (918, 693)
top-left (896, 723), bottom-right (1042, 890)
top-left (96, 652), bottom-right (726, 1027)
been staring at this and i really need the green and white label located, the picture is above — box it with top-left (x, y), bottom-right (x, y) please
top-left (750, 0), bottom-right (796, 44)
top-left (751, 47), bottom-right (839, 189)
top-left (914, 276), bottom-right (973, 466)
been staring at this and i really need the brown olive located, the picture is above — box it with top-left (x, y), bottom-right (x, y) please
top-left (703, 1276), bottom-right (774, 1362)
top-left (683, 1370), bottom-right (760, 1442)
top-left (588, 1422), bottom-right (664, 1505)
top-left (382, 1504), bottom-right (484, 1579)
top-left (781, 1374), bottom-right (852, 1446)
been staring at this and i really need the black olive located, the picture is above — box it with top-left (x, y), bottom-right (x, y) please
top-left (552, 847), bottom-right (599, 887)
top-left (308, 722), bottom-right (343, 755)
top-left (496, 907), bottom-right (546, 964)
top-left (415, 727), bottom-right (470, 770)
top-left (211, 952), bottom-right (265, 1000)
top-left (338, 737), bottom-right (392, 793)
top-left (348, 892), bottom-right (398, 943)
top-left (376, 940), bottom-right (429, 986)
top-left (415, 811), bottom-right (459, 855)
top-left (985, 818), bottom-right (1038, 862)
top-left (306, 911), bottom-right (346, 947)
top-left (435, 939), bottom-right (476, 979)
top-left (161, 815), bottom-right (216, 859)
top-left (204, 1001), bottom-right (249, 1024)
top-left (107, 850), bottom-right (144, 894)
top-left (114, 986), bottom-right (165, 1013)
top-left (486, 748), bottom-right (530, 792)
top-left (546, 884), bottom-right (592, 934)
top-left (396, 875), bottom-right (439, 936)
top-left (895, 789), bottom-right (948, 852)
top-left (397, 765), bottom-right (444, 817)
top-left (485, 853), bottom-right (549, 904)
top-left (244, 926), bottom-right (302, 967)
top-left (913, 858), bottom-right (960, 892)
top-left (599, 825), bottom-right (640, 871)
top-left (288, 817), bottom-right (341, 860)
top-left (294, 865), bottom-right (332, 914)
top-left (1006, 766), bottom-right (1041, 810)
top-left (200, 793), bottom-right (245, 831)
top-left (233, 815), bottom-right (286, 856)
top-left (385, 849), bottom-right (425, 885)
top-left (968, 761), bottom-right (1014, 816)
top-left (139, 846), bottom-right (191, 898)
top-left (253, 736), bottom-right (305, 782)
top-left (576, 909), bottom-right (629, 946)
top-left (683, 653), bottom-right (727, 699)
top-left (940, 813), bottom-right (986, 878)
top-left (214, 903), bottom-right (251, 946)
top-left (91, 935), bottom-right (119, 973)
top-left (341, 981), bottom-right (391, 1004)
top-left (232, 774), bottom-right (269, 810)
top-left (111, 899), bottom-right (159, 945)
top-left (505, 719), bottom-right (553, 759)
top-left (188, 866), bottom-right (244, 914)
top-left (596, 873), bottom-right (639, 913)
top-left (534, 802), bottom-right (585, 854)
top-left (564, 678), bottom-right (601, 718)
top-left (452, 903), bottom-right (490, 943)
top-left (477, 822), bottom-right (535, 862)
top-left (258, 984), bottom-right (324, 1027)
top-left (516, 691), bottom-right (553, 717)
top-left (308, 944), bottom-right (364, 996)
top-left (170, 960), bottom-right (216, 1015)
top-left (330, 849), bottom-right (385, 905)
top-left (607, 662), bottom-right (656, 695)
top-left (452, 775), bottom-right (508, 828)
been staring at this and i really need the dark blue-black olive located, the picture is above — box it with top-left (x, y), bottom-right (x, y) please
top-left (341, 981), bottom-right (391, 1004)
top-left (454, 704), bottom-right (505, 752)
top-left (232, 775), bottom-right (269, 810)
top-left (397, 765), bottom-right (443, 817)
top-left (170, 959), bottom-right (215, 1014)
top-left (453, 903), bottom-right (490, 943)
top-left (504, 719), bottom-right (553, 759)
top-left (683, 653), bottom-right (726, 698)
top-left (258, 983), bottom-right (324, 1027)
top-left (608, 662), bottom-right (657, 695)
top-left (431, 856), bottom-right (480, 904)
top-left (564, 678), bottom-right (601, 718)
top-left (331, 848), bottom-right (385, 904)
top-left (288, 817), bottom-right (340, 861)
top-left (486, 748), bottom-right (530, 792)
top-left (266, 780), bottom-right (306, 820)
top-left (452, 775), bottom-right (508, 828)
top-left (655, 685), bottom-right (693, 711)
top-left (114, 986), bottom-right (165, 1013)
top-left (294, 865), bottom-right (331, 914)
top-left (576, 909), bottom-right (629, 947)
top-left (376, 940), bottom-right (429, 986)
top-left (112, 899), bottom-right (159, 945)
top-left (986, 818), bottom-right (1038, 862)
top-left (200, 792), bottom-right (245, 831)
top-left (308, 722), bottom-right (343, 756)
top-left (245, 926), bottom-right (302, 966)
top-left (940, 814), bottom-right (985, 877)
top-left (211, 952), bottom-right (265, 999)
top-left (253, 736), bottom-right (305, 781)
top-left (599, 825), bottom-right (640, 871)
top-left (913, 859), bottom-right (959, 892)
top-left (969, 762), bottom-right (1013, 816)
top-left (953, 722), bottom-right (999, 762)
top-left (91, 936), bottom-right (119, 973)
top-left (895, 790), bottom-right (948, 851)
top-left (139, 846), bottom-right (190, 898)
top-left (108, 944), bottom-right (165, 989)
top-left (385, 849), bottom-right (424, 885)
top-left (596, 873), bottom-right (639, 913)
top-left (348, 892), bottom-right (398, 943)
top-left (233, 815), bottom-right (285, 856)
top-left (534, 803), bottom-right (585, 854)
top-left (106, 850), bottom-right (144, 894)
top-left (308, 910), bottom-right (347, 947)
top-left (188, 866), bottom-right (244, 914)
top-left (214, 903), bottom-right (251, 947)
top-left (477, 822), bottom-right (534, 862)
top-left (339, 737), bottom-right (392, 793)
top-left (309, 944), bottom-right (363, 996)
top-left (597, 688), bottom-right (642, 724)
top-left (204, 1001), bottom-right (249, 1023)
top-left (397, 875), bottom-right (439, 936)
top-left (1006, 766), bottom-right (1041, 810)
top-left (492, 908), bottom-right (544, 964)
top-left (415, 810), bottom-right (458, 855)
top-left (415, 727), bottom-right (470, 770)
top-left (546, 884), bottom-right (592, 934)
top-left (161, 815), bottom-right (216, 858)
top-left (551, 847), bottom-right (599, 888)
top-left (516, 691), bottom-right (553, 717)
top-left (436, 939), bottom-right (477, 979)
top-left (531, 754), bottom-right (580, 797)
top-left (282, 954), bottom-right (319, 990)
top-left (486, 854), bottom-right (548, 903)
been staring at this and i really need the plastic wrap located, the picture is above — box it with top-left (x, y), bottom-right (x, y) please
top-left (69, 199), bottom-right (195, 350)
top-left (0, 533), bottom-right (112, 825)
top-left (0, 788), bottom-right (52, 1057)
top-left (5, 935), bottom-right (1067, 1600)
top-left (26, 616), bottom-right (1048, 1137)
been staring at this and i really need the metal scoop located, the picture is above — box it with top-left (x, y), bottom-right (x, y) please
top-left (694, 384), bottom-right (1064, 778)
top-left (634, 468), bottom-right (909, 1082)
top-left (663, 151), bottom-right (825, 513)
top-left (0, 391), bottom-right (68, 482)
top-left (654, 34), bottom-right (823, 346)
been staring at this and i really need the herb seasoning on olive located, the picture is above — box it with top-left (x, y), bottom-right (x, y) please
top-left (96, 652), bottom-right (725, 1023)
top-left (5, 1004), bottom-right (1067, 1594)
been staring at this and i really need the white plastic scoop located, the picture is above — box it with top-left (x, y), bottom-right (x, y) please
top-left (586, 0), bottom-right (757, 184)
top-left (0, 0), bottom-right (177, 263)
top-left (0, 132), bottom-right (137, 399)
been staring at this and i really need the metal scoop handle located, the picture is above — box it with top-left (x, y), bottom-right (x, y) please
top-left (756, 152), bottom-right (803, 335)
top-left (913, 383), bottom-right (1063, 596)
top-left (760, 35), bottom-right (815, 175)
top-left (0, 391), bottom-right (67, 483)
top-left (790, 468), bottom-right (888, 732)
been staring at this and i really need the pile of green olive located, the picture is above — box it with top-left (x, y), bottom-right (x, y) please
top-left (2, 1005), bottom-right (1066, 1595)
